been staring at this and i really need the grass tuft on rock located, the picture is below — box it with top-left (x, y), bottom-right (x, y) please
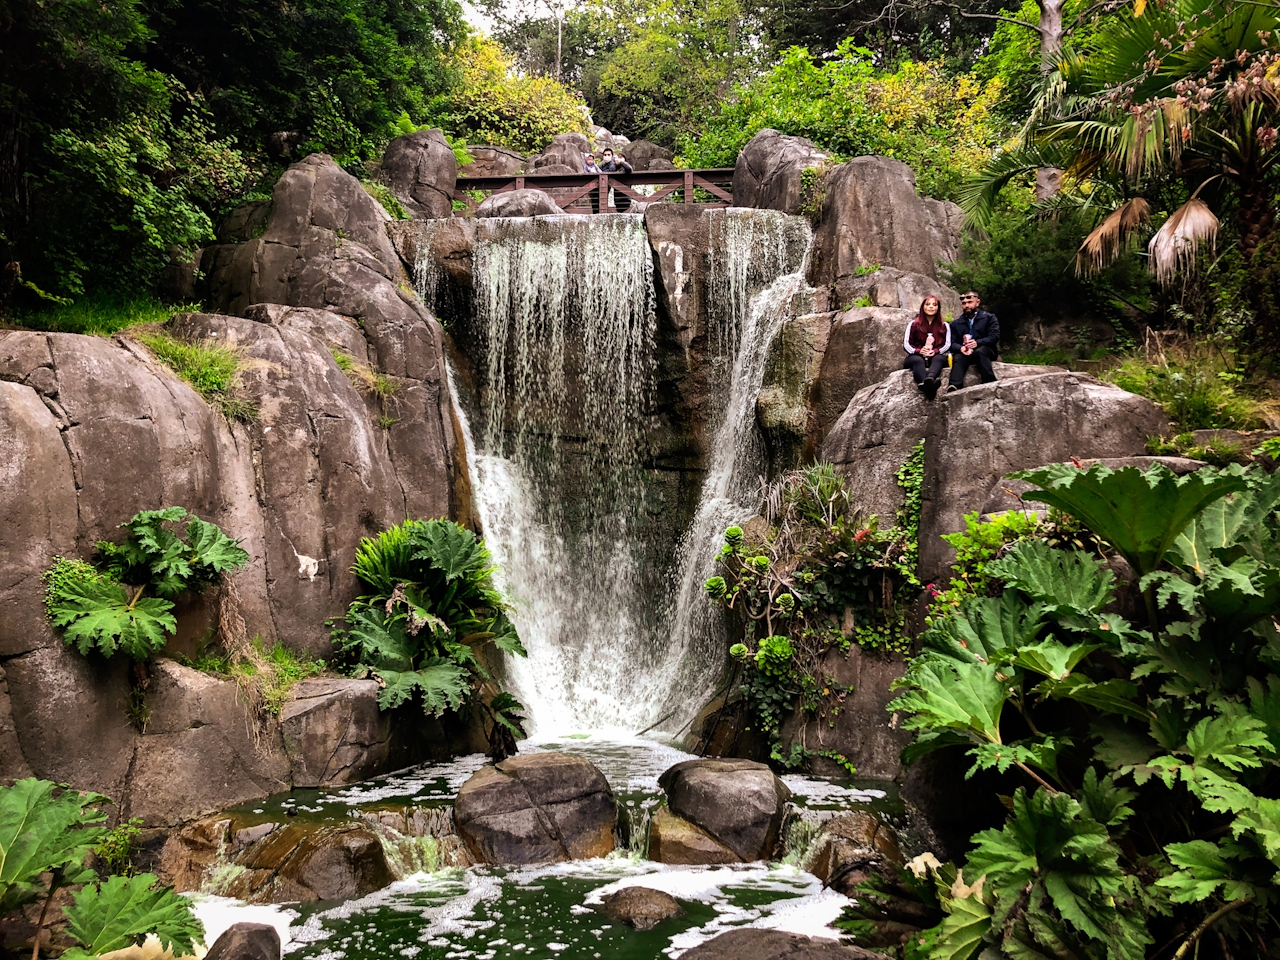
top-left (9, 295), bottom-right (198, 336)
top-left (140, 331), bottom-right (258, 422)
top-left (182, 637), bottom-right (325, 717)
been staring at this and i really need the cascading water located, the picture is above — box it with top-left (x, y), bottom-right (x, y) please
top-left (651, 211), bottom-right (813, 725)
top-left (417, 210), bottom-right (811, 735)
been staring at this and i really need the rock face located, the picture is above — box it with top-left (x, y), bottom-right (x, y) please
top-left (625, 140), bottom-right (674, 171)
top-left (809, 157), bottom-right (962, 298)
top-left (204, 922), bottom-right (282, 960)
top-left (822, 371), bottom-right (1170, 580)
top-left (647, 807), bottom-right (739, 864)
top-left (732, 129), bottom-right (830, 214)
top-left (596, 886), bottom-right (685, 929)
top-left (380, 129), bottom-right (458, 219)
top-left (453, 753), bottom-right (617, 864)
top-left (837, 266), bottom-right (961, 317)
top-left (464, 145), bottom-right (525, 177)
top-left (531, 132), bottom-right (592, 172)
top-left (474, 188), bottom-right (565, 218)
top-left (658, 759), bottom-right (791, 861)
top-left (682, 929), bottom-right (877, 959)
top-left (804, 812), bottom-right (904, 896)
top-left (280, 678), bottom-right (396, 787)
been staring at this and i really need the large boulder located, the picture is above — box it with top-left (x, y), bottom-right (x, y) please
top-left (682, 929), bottom-right (879, 960)
top-left (822, 371), bottom-right (1170, 580)
top-left (127, 660), bottom-right (291, 826)
top-left (647, 807), bottom-right (739, 864)
top-left (595, 886), bottom-right (685, 930)
top-left (658, 758), bottom-right (791, 861)
top-left (474, 189), bottom-right (565, 218)
top-left (625, 140), bottom-right (674, 172)
top-left (453, 753), bottom-right (617, 864)
top-left (464, 145), bottom-right (525, 178)
top-left (531, 133), bottom-right (592, 172)
top-left (380, 129), bottom-right (458, 219)
top-left (204, 923), bottom-right (282, 960)
top-left (280, 678), bottom-right (394, 787)
top-left (837, 266), bottom-right (961, 317)
top-left (804, 812), bottom-right (904, 896)
top-left (808, 157), bottom-right (962, 297)
top-left (732, 129), bottom-right (830, 214)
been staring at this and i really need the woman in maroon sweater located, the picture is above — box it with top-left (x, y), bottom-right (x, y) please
top-left (902, 296), bottom-right (950, 400)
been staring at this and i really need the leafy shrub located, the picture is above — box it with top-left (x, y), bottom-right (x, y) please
top-left (0, 778), bottom-right (202, 957)
top-left (333, 519), bottom-right (526, 734)
top-left (928, 509), bottom-right (1042, 610)
top-left (679, 41), bottom-right (1004, 200)
top-left (706, 453), bottom-right (923, 769)
top-left (422, 36), bottom-right (590, 153)
top-left (44, 507), bottom-right (249, 660)
top-left (848, 462), bottom-right (1280, 959)
top-left (95, 817), bottom-right (144, 877)
top-left (1105, 354), bottom-right (1263, 430)
top-left (139, 331), bottom-right (257, 422)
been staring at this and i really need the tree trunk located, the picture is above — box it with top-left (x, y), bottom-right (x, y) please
top-left (1237, 178), bottom-right (1276, 263)
top-left (1035, 0), bottom-right (1065, 199)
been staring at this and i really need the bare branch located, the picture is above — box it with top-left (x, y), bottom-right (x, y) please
top-left (929, 0), bottom-right (1045, 33)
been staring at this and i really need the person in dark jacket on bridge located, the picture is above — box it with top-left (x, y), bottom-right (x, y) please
top-left (947, 290), bottom-right (1000, 391)
top-left (599, 149), bottom-right (633, 211)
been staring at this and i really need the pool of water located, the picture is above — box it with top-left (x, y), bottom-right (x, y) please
top-left (195, 734), bottom-right (891, 959)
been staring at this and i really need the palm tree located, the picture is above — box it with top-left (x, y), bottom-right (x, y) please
top-left (960, 0), bottom-right (1280, 284)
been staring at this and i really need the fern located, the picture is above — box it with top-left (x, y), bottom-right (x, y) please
top-left (61, 874), bottom-right (204, 960)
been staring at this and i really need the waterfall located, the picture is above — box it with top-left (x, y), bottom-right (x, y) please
top-left (651, 211), bottom-right (813, 728)
top-left (419, 210), bottom-right (812, 736)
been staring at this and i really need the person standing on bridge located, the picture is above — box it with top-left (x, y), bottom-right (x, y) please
top-left (600, 149), bottom-right (633, 212)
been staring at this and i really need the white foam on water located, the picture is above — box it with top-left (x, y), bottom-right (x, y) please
top-left (189, 895), bottom-right (297, 951)
top-left (781, 776), bottom-right (888, 807)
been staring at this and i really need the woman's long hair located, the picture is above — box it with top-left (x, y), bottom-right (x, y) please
top-left (911, 296), bottom-right (946, 341)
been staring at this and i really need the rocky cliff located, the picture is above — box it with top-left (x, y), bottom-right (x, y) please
top-left (0, 154), bottom-right (469, 818)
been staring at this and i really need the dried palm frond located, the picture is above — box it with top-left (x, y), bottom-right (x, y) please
top-left (1148, 198), bottom-right (1219, 286)
top-left (1077, 197), bottom-right (1151, 275)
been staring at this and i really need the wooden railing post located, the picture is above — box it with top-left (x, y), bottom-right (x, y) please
top-left (515, 176), bottom-right (525, 190)
top-left (683, 170), bottom-right (694, 204)
top-left (600, 174), bottom-right (610, 213)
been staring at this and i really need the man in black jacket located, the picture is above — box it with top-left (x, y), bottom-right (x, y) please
top-left (599, 149), bottom-right (633, 212)
top-left (947, 290), bottom-right (1000, 391)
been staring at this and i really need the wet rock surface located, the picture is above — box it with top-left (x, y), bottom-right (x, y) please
top-left (805, 811), bottom-right (904, 896)
top-left (647, 807), bottom-right (739, 864)
top-left (204, 922), bottom-right (282, 960)
top-left (454, 753), bottom-right (617, 864)
top-left (658, 758), bottom-right (792, 861)
top-left (595, 886), bottom-right (685, 929)
top-left (682, 928), bottom-right (882, 959)
top-left (279, 678), bottom-right (393, 787)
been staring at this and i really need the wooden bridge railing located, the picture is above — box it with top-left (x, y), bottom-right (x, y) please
top-left (452, 168), bottom-right (736, 215)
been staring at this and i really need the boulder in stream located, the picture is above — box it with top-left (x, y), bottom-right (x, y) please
top-left (453, 753), bottom-right (617, 864)
top-left (595, 886), bottom-right (685, 929)
top-left (683, 929), bottom-right (882, 959)
top-left (657, 758), bottom-right (791, 861)
top-left (647, 807), bottom-right (738, 865)
top-left (804, 811), bottom-right (904, 896)
top-left (204, 922), bottom-right (282, 960)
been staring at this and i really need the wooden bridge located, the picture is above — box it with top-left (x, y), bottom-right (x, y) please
top-left (452, 168), bottom-right (736, 215)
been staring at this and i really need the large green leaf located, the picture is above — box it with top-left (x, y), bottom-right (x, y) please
top-left (920, 592), bottom-right (1045, 666)
top-left (0, 779), bottom-right (107, 916)
top-left (374, 659), bottom-right (470, 716)
top-left (917, 894), bottom-right (992, 960)
top-left (338, 605), bottom-right (417, 671)
top-left (1159, 840), bottom-right (1256, 903)
top-left (62, 873), bottom-right (204, 959)
top-left (1013, 463), bottom-right (1246, 577)
top-left (1171, 470), bottom-right (1280, 574)
top-left (410, 518), bottom-right (495, 583)
top-left (47, 571), bottom-right (176, 661)
top-left (889, 659), bottom-right (1008, 744)
top-left (185, 517), bottom-right (250, 576)
top-left (988, 540), bottom-right (1115, 616)
top-left (1013, 637), bottom-right (1099, 681)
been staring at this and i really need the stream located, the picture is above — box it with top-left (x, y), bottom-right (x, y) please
top-left (191, 735), bottom-right (898, 959)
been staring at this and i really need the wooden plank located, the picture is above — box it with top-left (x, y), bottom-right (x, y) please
top-left (692, 176), bottom-right (733, 204)
top-left (683, 170), bottom-right (694, 204)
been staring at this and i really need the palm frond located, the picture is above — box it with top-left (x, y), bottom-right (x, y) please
top-left (957, 143), bottom-right (1072, 232)
top-left (1077, 198), bottom-right (1151, 276)
top-left (1148, 198), bottom-right (1219, 286)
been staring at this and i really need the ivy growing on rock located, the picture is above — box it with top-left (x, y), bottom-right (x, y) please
top-left (332, 518), bottom-right (528, 758)
top-left (842, 461), bottom-right (1280, 959)
top-left (705, 450), bottom-right (924, 770)
top-left (43, 507), bottom-right (249, 660)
